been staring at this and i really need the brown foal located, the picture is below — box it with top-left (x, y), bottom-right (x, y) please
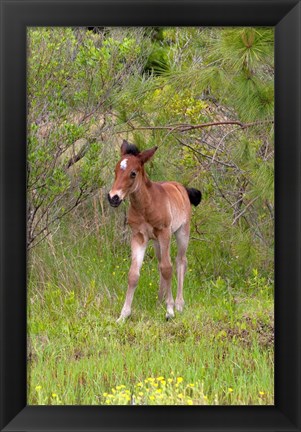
top-left (108, 140), bottom-right (202, 322)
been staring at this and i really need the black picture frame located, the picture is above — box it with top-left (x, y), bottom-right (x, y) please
top-left (0, 0), bottom-right (300, 431)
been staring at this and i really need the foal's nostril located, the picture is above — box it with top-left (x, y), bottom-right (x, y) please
top-left (108, 193), bottom-right (121, 207)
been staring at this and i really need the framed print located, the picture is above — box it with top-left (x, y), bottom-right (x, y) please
top-left (0, 0), bottom-right (300, 431)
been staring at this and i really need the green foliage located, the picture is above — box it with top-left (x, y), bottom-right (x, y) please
top-left (209, 27), bottom-right (274, 121)
top-left (27, 27), bottom-right (150, 247)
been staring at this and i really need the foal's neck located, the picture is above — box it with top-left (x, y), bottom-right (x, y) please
top-left (129, 171), bottom-right (153, 213)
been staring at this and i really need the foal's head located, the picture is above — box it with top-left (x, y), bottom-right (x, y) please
top-left (108, 140), bottom-right (158, 207)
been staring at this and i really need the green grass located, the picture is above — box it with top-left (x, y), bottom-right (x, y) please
top-left (27, 215), bottom-right (274, 406)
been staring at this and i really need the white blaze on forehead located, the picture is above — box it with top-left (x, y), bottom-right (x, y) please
top-left (120, 159), bottom-right (128, 170)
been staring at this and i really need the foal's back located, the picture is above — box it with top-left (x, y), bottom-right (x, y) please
top-left (152, 181), bottom-right (191, 233)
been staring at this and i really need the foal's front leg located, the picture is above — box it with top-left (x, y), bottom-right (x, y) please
top-left (117, 233), bottom-right (147, 322)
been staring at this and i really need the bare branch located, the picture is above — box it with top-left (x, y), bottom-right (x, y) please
top-left (116, 119), bottom-right (274, 135)
top-left (65, 141), bottom-right (90, 169)
top-left (232, 197), bottom-right (259, 225)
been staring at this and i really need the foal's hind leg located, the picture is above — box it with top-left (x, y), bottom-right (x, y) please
top-left (175, 223), bottom-right (190, 312)
top-left (157, 229), bottom-right (174, 319)
top-left (153, 240), bottom-right (165, 303)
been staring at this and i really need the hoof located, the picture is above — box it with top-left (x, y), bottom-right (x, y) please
top-left (175, 303), bottom-right (184, 313)
top-left (116, 314), bottom-right (130, 324)
top-left (116, 307), bottom-right (131, 323)
top-left (166, 311), bottom-right (175, 321)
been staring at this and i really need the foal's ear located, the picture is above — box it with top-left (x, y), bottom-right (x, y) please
top-left (121, 139), bottom-right (140, 156)
top-left (121, 139), bottom-right (130, 156)
top-left (138, 146), bottom-right (158, 164)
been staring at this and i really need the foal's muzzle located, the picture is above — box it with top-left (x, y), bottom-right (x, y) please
top-left (108, 193), bottom-right (122, 208)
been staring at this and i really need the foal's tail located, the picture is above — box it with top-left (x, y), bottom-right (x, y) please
top-left (185, 187), bottom-right (202, 207)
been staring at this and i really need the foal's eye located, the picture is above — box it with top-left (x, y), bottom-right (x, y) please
top-left (130, 171), bottom-right (137, 178)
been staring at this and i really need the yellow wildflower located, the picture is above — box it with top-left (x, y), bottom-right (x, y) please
top-left (116, 385), bottom-right (126, 390)
top-left (51, 393), bottom-right (58, 398)
top-left (228, 388), bottom-right (233, 393)
top-left (177, 377), bottom-right (183, 383)
top-left (259, 391), bottom-right (265, 396)
top-left (187, 399), bottom-right (193, 405)
top-left (35, 385), bottom-right (42, 391)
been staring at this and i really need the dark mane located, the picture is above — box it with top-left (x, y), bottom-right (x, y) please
top-left (124, 143), bottom-right (140, 156)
